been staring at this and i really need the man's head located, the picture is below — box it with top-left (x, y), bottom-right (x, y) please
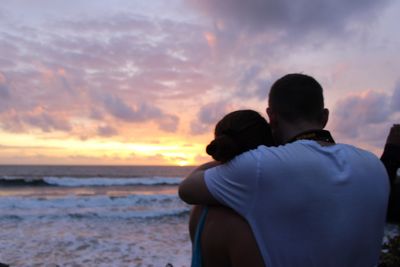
top-left (267, 73), bottom-right (329, 144)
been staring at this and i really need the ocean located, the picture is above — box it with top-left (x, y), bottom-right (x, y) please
top-left (0, 165), bottom-right (195, 267)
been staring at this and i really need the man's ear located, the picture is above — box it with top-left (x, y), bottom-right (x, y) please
top-left (321, 108), bottom-right (329, 128)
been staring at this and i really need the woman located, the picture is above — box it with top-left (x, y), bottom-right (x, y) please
top-left (190, 110), bottom-right (273, 267)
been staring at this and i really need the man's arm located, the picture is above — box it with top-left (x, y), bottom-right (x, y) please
top-left (179, 161), bottom-right (221, 205)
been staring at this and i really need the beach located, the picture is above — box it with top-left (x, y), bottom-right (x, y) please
top-left (0, 165), bottom-right (193, 267)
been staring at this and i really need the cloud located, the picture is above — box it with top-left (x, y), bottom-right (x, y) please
top-left (158, 115), bottom-right (179, 133)
top-left (391, 83), bottom-right (400, 112)
top-left (0, 10), bottom-right (214, 137)
top-left (102, 96), bottom-right (143, 120)
top-left (101, 94), bottom-right (157, 122)
top-left (56, 12), bottom-right (158, 34)
top-left (24, 112), bottom-right (71, 132)
top-left (185, 0), bottom-right (395, 78)
top-left (0, 107), bottom-right (72, 133)
top-left (234, 65), bottom-right (274, 100)
top-left (331, 90), bottom-right (396, 144)
top-left (0, 144), bottom-right (62, 150)
top-left (0, 39), bottom-right (18, 68)
top-left (0, 0), bottom-right (397, 153)
top-left (189, 0), bottom-right (391, 38)
top-left (0, 73), bottom-right (10, 99)
top-left (97, 125), bottom-right (118, 137)
top-left (0, 72), bottom-right (12, 113)
top-left (0, 11), bottom-right (211, 103)
top-left (90, 108), bottom-right (104, 120)
top-left (99, 93), bottom-right (179, 132)
top-left (190, 101), bottom-right (231, 135)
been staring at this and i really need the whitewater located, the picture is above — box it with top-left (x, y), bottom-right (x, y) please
top-left (0, 165), bottom-right (194, 267)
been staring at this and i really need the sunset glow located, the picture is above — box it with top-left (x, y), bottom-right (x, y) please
top-left (0, 0), bottom-right (399, 165)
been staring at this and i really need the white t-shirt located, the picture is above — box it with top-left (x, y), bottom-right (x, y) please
top-left (205, 140), bottom-right (389, 267)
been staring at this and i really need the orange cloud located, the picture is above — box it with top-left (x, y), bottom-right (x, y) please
top-left (204, 32), bottom-right (217, 48)
top-left (57, 68), bottom-right (66, 76)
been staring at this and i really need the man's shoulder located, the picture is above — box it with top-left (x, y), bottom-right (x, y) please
top-left (334, 143), bottom-right (381, 161)
top-left (239, 141), bottom-right (380, 164)
top-left (256, 141), bottom-right (381, 164)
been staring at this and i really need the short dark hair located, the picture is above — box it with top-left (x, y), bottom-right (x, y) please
top-left (268, 73), bottom-right (324, 123)
top-left (206, 110), bottom-right (274, 162)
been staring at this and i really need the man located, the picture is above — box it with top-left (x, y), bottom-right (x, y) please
top-left (179, 73), bottom-right (390, 267)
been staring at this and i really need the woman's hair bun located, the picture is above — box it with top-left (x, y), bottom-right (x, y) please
top-left (206, 135), bottom-right (240, 162)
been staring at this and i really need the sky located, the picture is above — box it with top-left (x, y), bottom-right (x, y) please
top-left (0, 0), bottom-right (399, 166)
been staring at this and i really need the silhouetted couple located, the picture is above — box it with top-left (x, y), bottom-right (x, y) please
top-left (179, 73), bottom-right (400, 267)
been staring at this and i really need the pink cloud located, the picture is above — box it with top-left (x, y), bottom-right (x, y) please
top-left (0, 1), bottom-right (398, 148)
top-left (0, 10), bottom-right (218, 137)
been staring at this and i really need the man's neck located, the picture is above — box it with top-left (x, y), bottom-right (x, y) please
top-left (279, 121), bottom-right (325, 144)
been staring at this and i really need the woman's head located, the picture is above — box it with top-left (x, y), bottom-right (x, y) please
top-left (206, 110), bottom-right (274, 163)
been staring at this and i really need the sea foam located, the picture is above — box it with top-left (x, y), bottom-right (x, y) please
top-left (0, 176), bottom-right (183, 187)
top-left (0, 194), bottom-right (190, 220)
